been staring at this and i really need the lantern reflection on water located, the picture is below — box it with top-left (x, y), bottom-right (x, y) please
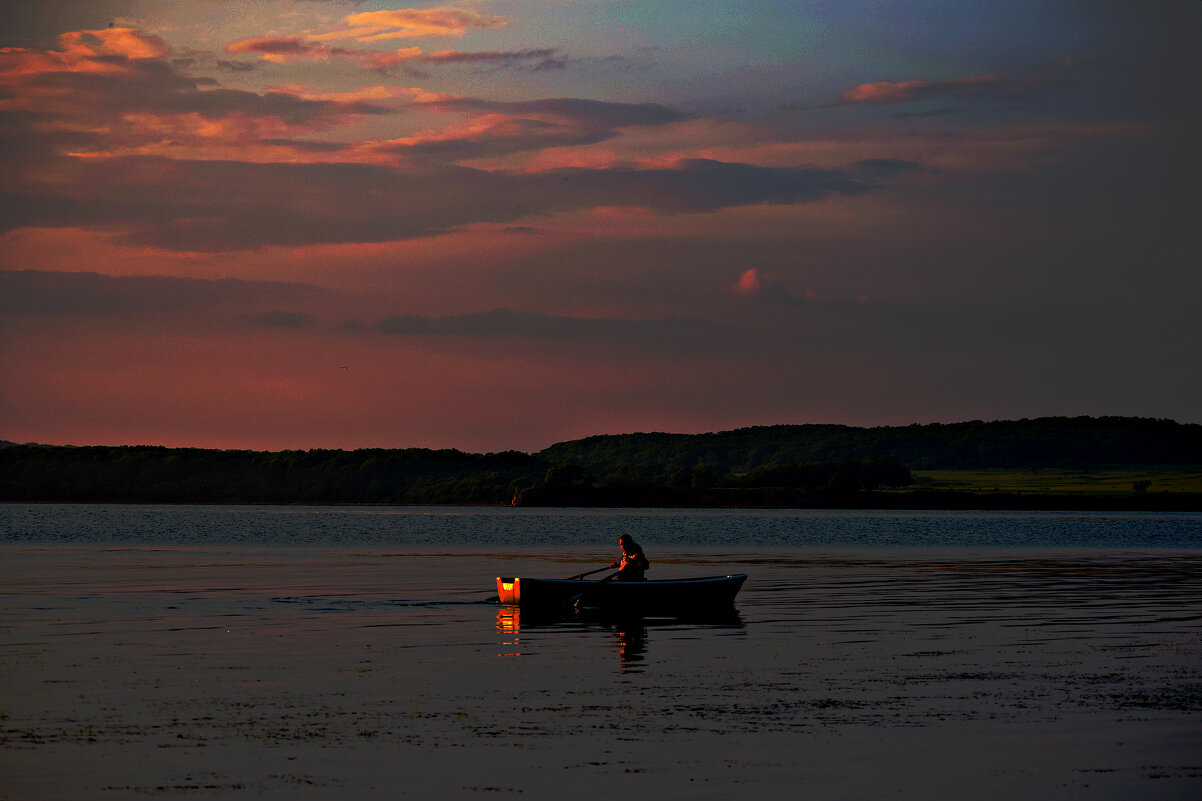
top-left (496, 607), bottom-right (521, 656)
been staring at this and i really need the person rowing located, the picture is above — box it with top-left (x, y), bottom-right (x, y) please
top-left (609, 534), bottom-right (649, 582)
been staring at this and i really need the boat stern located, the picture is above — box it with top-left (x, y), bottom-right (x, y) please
top-left (496, 576), bottom-right (519, 604)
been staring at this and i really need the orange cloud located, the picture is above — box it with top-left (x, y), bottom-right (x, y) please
top-left (226, 35), bottom-right (441, 75)
top-left (366, 47), bottom-right (427, 71)
top-left (1, 29), bottom-right (397, 170)
top-left (59, 27), bottom-right (171, 60)
top-left (333, 8), bottom-right (509, 41)
top-left (370, 111), bottom-right (594, 164)
top-left (274, 84), bottom-right (455, 105)
top-left (0, 27), bottom-right (169, 81)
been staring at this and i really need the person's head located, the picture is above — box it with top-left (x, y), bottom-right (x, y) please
top-left (619, 534), bottom-right (637, 553)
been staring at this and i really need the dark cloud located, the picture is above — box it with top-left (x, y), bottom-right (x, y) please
top-left (437, 97), bottom-right (690, 128)
top-left (0, 156), bottom-right (897, 251)
top-left (419, 48), bottom-right (562, 67)
top-left (377, 308), bottom-right (721, 347)
top-left (560, 158), bottom-right (872, 214)
top-left (0, 269), bottom-right (722, 349)
top-left (227, 36), bottom-right (321, 57)
top-left (531, 57), bottom-right (568, 72)
top-left (0, 270), bottom-right (329, 317)
top-left (892, 107), bottom-right (971, 119)
top-left (259, 138), bottom-right (351, 153)
top-left (215, 59), bottom-right (257, 72)
top-left (223, 36), bottom-right (367, 65)
top-left (582, 53), bottom-right (659, 76)
top-left (841, 73), bottom-right (1071, 106)
top-left (389, 116), bottom-right (614, 160)
top-left (255, 311), bottom-right (315, 328)
top-left (776, 70), bottom-right (1077, 114)
top-left (850, 159), bottom-right (923, 183)
top-left (225, 40), bottom-right (560, 77)
top-left (388, 98), bottom-right (691, 161)
top-left (19, 59), bottom-right (388, 122)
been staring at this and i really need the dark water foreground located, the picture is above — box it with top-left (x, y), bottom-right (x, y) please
top-left (1, 538), bottom-right (1200, 800)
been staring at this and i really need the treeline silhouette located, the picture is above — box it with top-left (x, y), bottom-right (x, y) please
top-left (1, 416), bottom-right (1198, 507)
top-left (0, 446), bottom-right (536, 505)
top-left (540, 416), bottom-right (1201, 474)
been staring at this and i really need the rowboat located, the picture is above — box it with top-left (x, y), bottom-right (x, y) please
top-left (495, 574), bottom-right (748, 616)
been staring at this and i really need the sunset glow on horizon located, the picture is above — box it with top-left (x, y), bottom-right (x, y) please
top-left (2, 1), bottom-right (1199, 453)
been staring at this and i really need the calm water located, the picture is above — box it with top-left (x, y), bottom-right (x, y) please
top-left (3, 505), bottom-right (1201, 799)
top-left (2, 503), bottom-right (1200, 548)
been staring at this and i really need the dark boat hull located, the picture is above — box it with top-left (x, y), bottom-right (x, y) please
top-left (495, 574), bottom-right (747, 615)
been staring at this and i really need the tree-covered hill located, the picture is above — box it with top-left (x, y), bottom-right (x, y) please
top-left (1, 416), bottom-right (1198, 507)
top-left (537, 416), bottom-right (1201, 476)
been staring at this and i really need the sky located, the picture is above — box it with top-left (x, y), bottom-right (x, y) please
top-left (1, 1), bottom-right (1199, 453)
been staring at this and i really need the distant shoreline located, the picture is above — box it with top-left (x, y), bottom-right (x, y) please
top-left (4, 417), bottom-right (1199, 511)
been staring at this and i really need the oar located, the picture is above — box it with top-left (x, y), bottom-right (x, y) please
top-left (565, 565), bottom-right (616, 581)
top-left (569, 570), bottom-right (621, 611)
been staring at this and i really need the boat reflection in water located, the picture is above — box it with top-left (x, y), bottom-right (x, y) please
top-left (613, 623), bottom-right (646, 673)
top-left (495, 605), bottom-right (743, 672)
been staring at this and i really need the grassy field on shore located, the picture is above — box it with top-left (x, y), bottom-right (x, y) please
top-left (912, 467), bottom-right (1202, 497)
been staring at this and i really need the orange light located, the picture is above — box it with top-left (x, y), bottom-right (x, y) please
top-left (496, 607), bottom-right (522, 656)
top-left (496, 607), bottom-right (521, 632)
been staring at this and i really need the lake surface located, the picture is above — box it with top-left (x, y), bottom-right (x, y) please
top-left (2, 505), bottom-right (1201, 800)
top-left (2, 503), bottom-right (1201, 548)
